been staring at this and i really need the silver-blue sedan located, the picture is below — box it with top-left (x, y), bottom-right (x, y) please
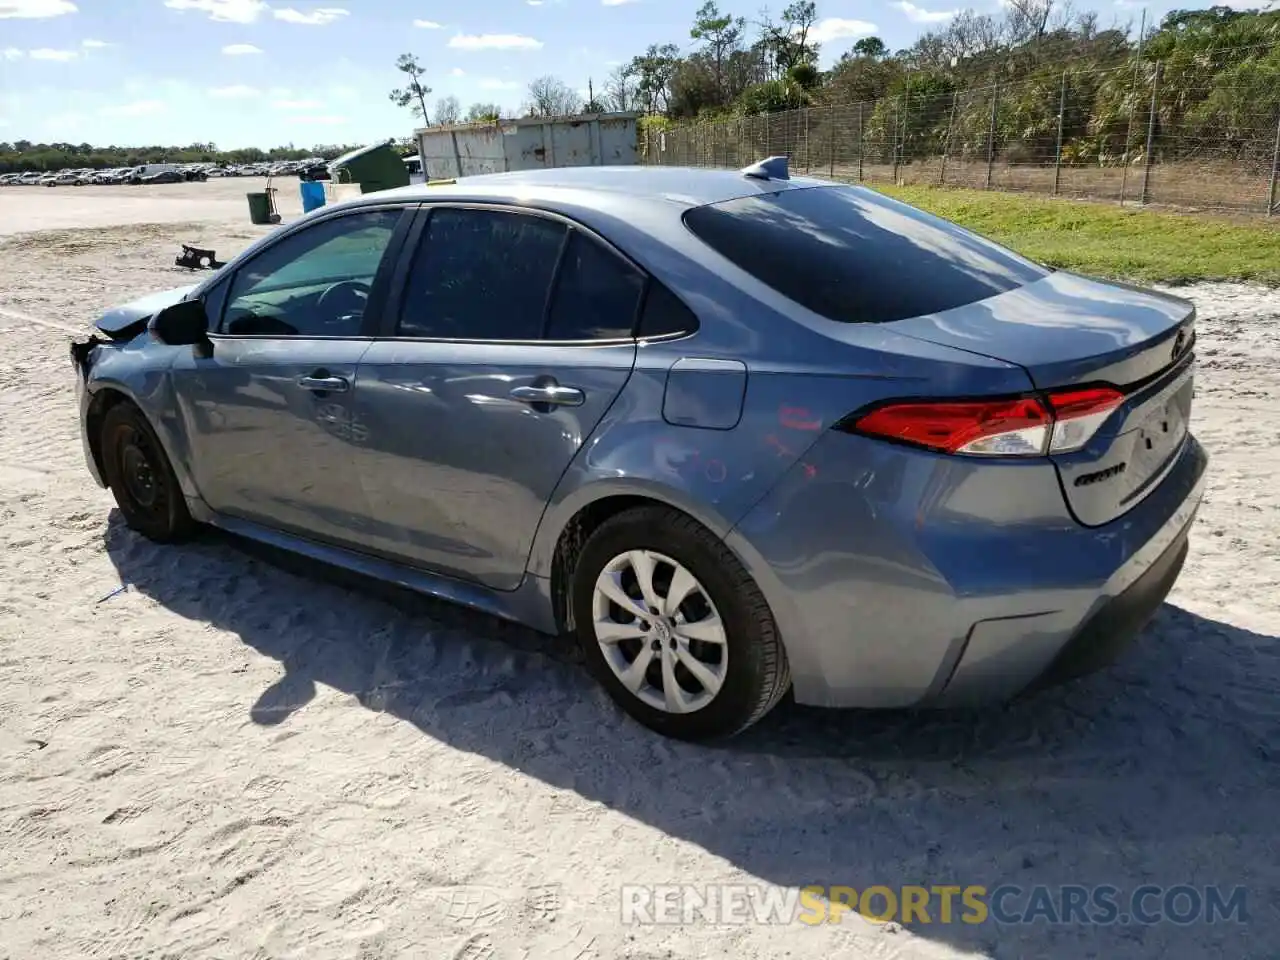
top-left (71, 160), bottom-right (1207, 740)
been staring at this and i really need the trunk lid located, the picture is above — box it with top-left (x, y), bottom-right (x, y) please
top-left (889, 272), bottom-right (1197, 526)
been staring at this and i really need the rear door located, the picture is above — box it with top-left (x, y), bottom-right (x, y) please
top-left (349, 204), bottom-right (643, 590)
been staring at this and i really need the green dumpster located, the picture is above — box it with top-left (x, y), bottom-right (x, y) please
top-left (246, 189), bottom-right (279, 225)
top-left (327, 139), bottom-right (410, 194)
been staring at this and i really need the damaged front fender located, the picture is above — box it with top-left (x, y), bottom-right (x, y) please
top-left (70, 334), bottom-right (107, 378)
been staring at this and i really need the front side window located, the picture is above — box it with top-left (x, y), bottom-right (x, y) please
top-left (398, 207), bottom-right (566, 340)
top-left (222, 208), bottom-right (402, 337)
top-left (683, 186), bottom-right (1048, 324)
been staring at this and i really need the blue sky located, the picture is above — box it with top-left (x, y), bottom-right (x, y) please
top-left (0, 0), bottom-right (1213, 148)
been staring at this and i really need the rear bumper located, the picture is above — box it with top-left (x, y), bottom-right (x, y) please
top-left (727, 429), bottom-right (1208, 709)
top-left (1028, 532), bottom-right (1188, 693)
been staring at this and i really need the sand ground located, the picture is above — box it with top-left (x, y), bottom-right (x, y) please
top-left (0, 178), bottom-right (1276, 959)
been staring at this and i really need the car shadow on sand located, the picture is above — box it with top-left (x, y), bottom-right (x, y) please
top-left (104, 514), bottom-right (1279, 959)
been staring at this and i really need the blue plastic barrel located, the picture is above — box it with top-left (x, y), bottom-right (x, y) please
top-left (300, 180), bottom-right (326, 213)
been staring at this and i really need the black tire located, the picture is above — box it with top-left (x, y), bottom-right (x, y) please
top-left (100, 403), bottom-right (196, 543)
top-left (571, 506), bottom-right (790, 741)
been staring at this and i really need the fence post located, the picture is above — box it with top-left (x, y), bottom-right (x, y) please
top-left (804, 108), bottom-right (811, 173)
top-left (892, 93), bottom-right (903, 183)
top-left (857, 101), bottom-right (864, 182)
top-left (940, 90), bottom-right (958, 185)
top-left (829, 107), bottom-right (836, 179)
top-left (1140, 61), bottom-right (1160, 205)
top-left (1053, 70), bottom-right (1067, 196)
top-left (1268, 111), bottom-right (1280, 216)
top-left (985, 84), bottom-right (1000, 189)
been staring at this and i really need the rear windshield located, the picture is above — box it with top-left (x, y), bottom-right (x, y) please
top-left (683, 185), bottom-right (1048, 324)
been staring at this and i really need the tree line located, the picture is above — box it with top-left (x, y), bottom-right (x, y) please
top-left (0, 141), bottom-right (362, 175)
top-left (393, 0), bottom-right (1278, 169)
top-left (608, 0), bottom-right (1279, 158)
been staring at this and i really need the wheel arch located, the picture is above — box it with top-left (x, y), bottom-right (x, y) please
top-left (85, 378), bottom-right (201, 504)
top-left (533, 479), bottom-right (740, 635)
top-left (85, 386), bottom-right (139, 486)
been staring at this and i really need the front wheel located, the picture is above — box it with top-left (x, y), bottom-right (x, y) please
top-left (100, 403), bottom-right (196, 543)
top-left (571, 506), bottom-right (790, 741)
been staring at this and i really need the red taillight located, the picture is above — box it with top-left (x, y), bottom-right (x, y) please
top-left (847, 386), bottom-right (1124, 458)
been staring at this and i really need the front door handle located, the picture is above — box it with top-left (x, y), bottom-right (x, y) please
top-left (298, 374), bottom-right (350, 393)
top-left (510, 384), bottom-right (585, 407)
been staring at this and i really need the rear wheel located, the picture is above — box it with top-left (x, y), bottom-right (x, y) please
top-left (101, 403), bottom-right (196, 543)
top-left (571, 506), bottom-right (789, 741)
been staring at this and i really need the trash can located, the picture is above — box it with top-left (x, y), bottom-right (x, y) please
top-left (246, 189), bottom-right (279, 225)
top-left (300, 180), bottom-right (326, 213)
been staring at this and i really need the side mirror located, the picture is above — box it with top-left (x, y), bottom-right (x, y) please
top-left (151, 299), bottom-right (209, 347)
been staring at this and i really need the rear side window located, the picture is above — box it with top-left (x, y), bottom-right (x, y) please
top-left (398, 207), bottom-right (566, 340)
top-left (683, 186), bottom-right (1047, 324)
top-left (636, 282), bottom-right (698, 339)
top-left (545, 231), bottom-right (645, 340)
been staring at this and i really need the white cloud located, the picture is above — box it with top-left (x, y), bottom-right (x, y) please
top-left (413, 18), bottom-right (442, 28)
top-left (29, 47), bottom-right (78, 60)
top-left (222, 43), bottom-right (263, 55)
top-left (80, 38), bottom-right (109, 47)
top-left (893, 1), bottom-right (957, 22)
top-left (479, 78), bottom-right (520, 90)
top-left (809, 17), bottom-right (878, 44)
top-left (527, 0), bottom-right (543, 5)
top-left (602, 0), bottom-right (638, 5)
top-left (274, 98), bottom-right (323, 109)
top-left (291, 114), bottom-right (347, 124)
top-left (0, 0), bottom-right (77, 18)
top-left (448, 33), bottom-right (542, 50)
top-left (2, 47), bottom-right (23, 59)
top-left (273, 6), bottom-right (348, 25)
top-left (100, 99), bottom-right (167, 117)
top-left (450, 67), bottom-right (465, 77)
top-left (163, 0), bottom-right (266, 23)
top-left (210, 84), bottom-right (259, 98)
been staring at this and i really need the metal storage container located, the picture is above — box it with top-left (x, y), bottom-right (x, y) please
top-left (415, 112), bottom-right (640, 179)
top-left (327, 140), bottom-right (410, 194)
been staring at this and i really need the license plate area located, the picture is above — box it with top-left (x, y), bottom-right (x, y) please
top-left (1117, 370), bottom-right (1194, 504)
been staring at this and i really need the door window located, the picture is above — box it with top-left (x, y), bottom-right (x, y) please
top-left (221, 208), bottom-right (402, 337)
top-left (397, 207), bottom-right (566, 340)
top-left (544, 231), bottom-right (645, 341)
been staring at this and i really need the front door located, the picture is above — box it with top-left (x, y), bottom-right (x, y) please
top-left (350, 205), bottom-right (645, 590)
top-left (171, 206), bottom-right (408, 546)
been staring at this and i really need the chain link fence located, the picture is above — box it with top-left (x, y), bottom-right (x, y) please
top-left (641, 57), bottom-right (1280, 217)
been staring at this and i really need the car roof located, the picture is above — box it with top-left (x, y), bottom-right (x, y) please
top-left (363, 164), bottom-right (833, 211)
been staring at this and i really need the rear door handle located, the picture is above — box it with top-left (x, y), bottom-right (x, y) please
top-left (510, 384), bottom-right (585, 407)
top-left (298, 374), bottom-right (350, 393)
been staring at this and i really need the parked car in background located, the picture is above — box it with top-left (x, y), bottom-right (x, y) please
top-left (298, 160), bottom-right (331, 182)
top-left (127, 163), bottom-right (178, 185)
top-left (68, 161), bottom-right (1207, 741)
